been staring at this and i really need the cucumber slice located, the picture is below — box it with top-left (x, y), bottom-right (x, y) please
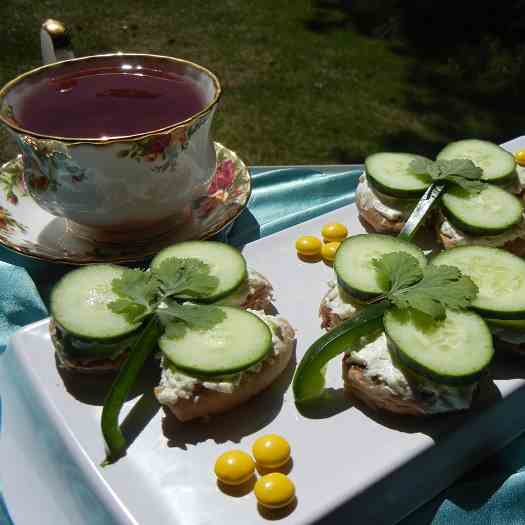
top-left (437, 139), bottom-right (516, 185)
top-left (151, 241), bottom-right (247, 303)
top-left (50, 265), bottom-right (141, 341)
top-left (486, 318), bottom-right (525, 330)
top-left (432, 246), bottom-right (525, 319)
top-left (334, 234), bottom-right (427, 301)
top-left (159, 306), bottom-right (272, 376)
top-left (365, 152), bottom-right (431, 198)
top-left (51, 322), bottom-right (137, 360)
top-left (384, 308), bottom-right (494, 385)
top-left (441, 184), bottom-right (523, 235)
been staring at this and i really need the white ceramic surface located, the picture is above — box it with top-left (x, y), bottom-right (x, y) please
top-left (2, 137), bottom-right (525, 525)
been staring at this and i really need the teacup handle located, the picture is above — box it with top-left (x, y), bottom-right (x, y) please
top-left (40, 19), bottom-right (75, 65)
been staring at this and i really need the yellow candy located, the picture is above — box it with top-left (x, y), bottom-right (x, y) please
top-left (295, 236), bottom-right (322, 257)
top-left (321, 223), bottom-right (348, 243)
top-left (516, 150), bottom-right (525, 166)
top-left (252, 434), bottom-right (291, 469)
top-left (321, 242), bottom-right (341, 263)
top-left (255, 473), bottom-right (296, 509)
top-left (214, 450), bottom-right (255, 486)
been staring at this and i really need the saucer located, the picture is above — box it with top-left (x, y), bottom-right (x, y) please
top-left (0, 142), bottom-right (251, 264)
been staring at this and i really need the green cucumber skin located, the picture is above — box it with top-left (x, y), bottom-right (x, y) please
top-left (486, 318), bottom-right (525, 330)
top-left (52, 321), bottom-right (140, 359)
top-left (472, 307), bottom-right (525, 321)
top-left (386, 336), bottom-right (487, 387)
top-left (366, 174), bottom-right (426, 199)
top-left (365, 173), bottom-right (427, 199)
top-left (164, 337), bottom-right (272, 378)
top-left (293, 301), bottom-right (389, 403)
top-left (364, 152), bottom-right (431, 198)
top-left (440, 189), bottom-right (523, 236)
top-left (437, 140), bottom-right (517, 185)
top-left (150, 241), bottom-right (248, 303)
top-left (441, 208), bottom-right (521, 236)
top-left (336, 275), bottom-right (380, 302)
top-left (160, 307), bottom-right (273, 376)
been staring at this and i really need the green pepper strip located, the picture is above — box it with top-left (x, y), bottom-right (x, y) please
top-left (292, 301), bottom-right (389, 403)
top-left (101, 316), bottom-right (162, 464)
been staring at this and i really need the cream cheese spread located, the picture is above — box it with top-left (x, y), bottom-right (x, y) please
top-left (440, 215), bottom-right (525, 248)
top-left (347, 332), bottom-right (476, 413)
top-left (323, 280), bottom-right (360, 320)
top-left (355, 173), bottom-right (416, 221)
top-left (216, 268), bottom-right (269, 307)
top-left (155, 311), bottom-right (293, 405)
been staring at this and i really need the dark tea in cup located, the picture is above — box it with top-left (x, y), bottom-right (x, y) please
top-left (17, 65), bottom-right (208, 138)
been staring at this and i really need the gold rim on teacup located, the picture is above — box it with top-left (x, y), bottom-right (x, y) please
top-left (0, 53), bottom-right (222, 145)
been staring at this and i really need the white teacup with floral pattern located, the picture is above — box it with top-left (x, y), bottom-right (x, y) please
top-left (0, 32), bottom-right (221, 242)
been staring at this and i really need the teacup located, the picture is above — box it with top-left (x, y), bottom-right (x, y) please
top-left (0, 21), bottom-right (221, 242)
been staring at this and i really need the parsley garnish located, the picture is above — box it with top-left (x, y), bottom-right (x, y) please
top-left (410, 158), bottom-right (485, 194)
top-left (108, 257), bottom-right (226, 335)
top-left (372, 252), bottom-right (478, 320)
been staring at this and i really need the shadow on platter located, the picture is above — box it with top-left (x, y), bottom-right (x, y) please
top-left (295, 387), bottom-right (353, 419)
top-left (256, 458), bottom-right (293, 476)
top-left (489, 349), bottom-right (525, 381)
top-left (297, 374), bottom-right (502, 442)
top-left (121, 387), bottom-right (161, 452)
top-left (161, 350), bottom-right (297, 449)
top-left (257, 497), bottom-right (297, 521)
top-left (56, 355), bottom-right (161, 406)
top-left (217, 477), bottom-right (256, 498)
top-left (357, 215), bottom-right (440, 254)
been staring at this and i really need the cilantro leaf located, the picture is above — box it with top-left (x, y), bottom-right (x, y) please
top-left (153, 257), bottom-right (219, 298)
top-left (372, 252), bottom-right (423, 294)
top-left (108, 269), bottom-right (159, 323)
top-left (409, 158), bottom-right (485, 194)
top-left (437, 159), bottom-right (483, 180)
top-left (158, 301), bottom-right (226, 339)
top-left (410, 158), bottom-right (441, 179)
top-left (389, 265), bottom-right (479, 320)
top-left (163, 320), bottom-right (188, 339)
top-left (373, 253), bottom-right (479, 320)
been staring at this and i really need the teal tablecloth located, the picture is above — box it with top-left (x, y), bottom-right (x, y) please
top-left (1, 165), bottom-right (525, 525)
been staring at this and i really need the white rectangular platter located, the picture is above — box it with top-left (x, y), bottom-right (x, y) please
top-left (2, 136), bottom-right (525, 525)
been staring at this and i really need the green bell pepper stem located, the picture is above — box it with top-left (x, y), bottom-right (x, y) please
top-left (293, 301), bottom-right (389, 403)
top-left (101, 315), bottom-right (162, 464)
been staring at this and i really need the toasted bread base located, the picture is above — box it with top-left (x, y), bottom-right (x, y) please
top-left (156, 320), bottom-right (295, 422)
top-left (357, 203), bottom-right (406, 234)
top-left (319, 298), bottom-right (346, 330)
top-left (342, 360), bottom-right (428, 416)
top-left (436, 219), bottom-right (525, 256)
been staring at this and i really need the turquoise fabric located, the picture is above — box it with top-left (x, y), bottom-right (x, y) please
top-left (1, 165), bottom-right (525, 524)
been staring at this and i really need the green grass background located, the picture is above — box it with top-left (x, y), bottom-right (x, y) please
top-left (1, 0), bottom-right (524, 165)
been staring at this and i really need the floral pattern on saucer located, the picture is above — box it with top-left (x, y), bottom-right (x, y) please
top-left (0, 142), bottom-right (251, 264)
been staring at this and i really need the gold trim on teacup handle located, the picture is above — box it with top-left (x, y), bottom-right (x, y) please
top-left (41, 19), bottom-right (74, 65)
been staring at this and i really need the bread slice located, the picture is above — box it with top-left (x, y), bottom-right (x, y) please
top-left (356, 204), bottom-right (405, 234)
top-left (342, 361), bottom-right (427, 416)
top-left (155, 315), bottom-right (295, 421)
